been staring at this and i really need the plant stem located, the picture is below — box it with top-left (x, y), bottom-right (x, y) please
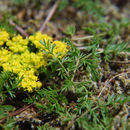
top-left (81, 53), bottom-right (92, 60)
top-left (71, 57), bottom-right (79, 81)
top-left (65, 106), bottom-right (99, 130)
top-left (56, 57), bottom-right (70, 78)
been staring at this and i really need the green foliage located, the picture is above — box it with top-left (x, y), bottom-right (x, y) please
top-left (23, 38), bottom-right (129, 129)
top-left (120, 18), bottom-right (130, 28)
top-left (84, 21), bottom-right (118, 36)
top-left (104, 42), bottom-right (128, 61)
top-left (40, 40), bottom-right (56, 55)
top-left (84, 18), bottom-right (130, 36)
top-left (0, 1), bottom-right (129, 129)
top-left (40, 38), bottom-right (100, 88)
top-left (37, 123), bottom-right (54, 130)
top-left (0, 105), bottom-right (15, 119)
top-left (44, 0), bottom-right (104, 18)
top-left (75, 94), bottom-right (128, 130)
top-left (65, 25), bottom-right (76, 37)
top-left (83, 20), bottom-right (129, 62)
top-left (0, 105), bottom-right (16, 130)
top-left (0, 13), bottom-right (17, 35)
top-left (0, 71), bottom-right (11, 88)
top-left (0, 24), bottom-right (128, 129)
top-left (13, 0), bottom-right (26, 5)
top-left (0, 71), bottom-right (23, 101)
top-left (73, 0), bottom-right (104, 18)
top-left (58, 0), bottom-right (69, 11)
top-left (24, 86), bottom-right (67, 114)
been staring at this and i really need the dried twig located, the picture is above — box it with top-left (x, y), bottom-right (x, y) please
top-left (9, 19), bottom-right (29, 37)
top-left (9, 103), bottom-right (34, 117)
top-left (98, 71), bottom-right (130, 97)
top-left (72, 33), bottom-right (106, 41)
top-left (110, 60), bottom-right (130, 64)
top-left (39, 0), bottom-right (59, 33)
top-left (72, 35), bottom-right (94, 40)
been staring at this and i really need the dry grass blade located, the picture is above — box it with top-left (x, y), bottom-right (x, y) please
top-left (98, 71), bottom-right (130, 97)
top-left (110, 60), bottom-right (130, 64)
top-left (9, 19), bottom-right (29, 37)
top-left (39, 0), bottom-right (59, 33)
top-left (9, 103), bottom-right (34, 117)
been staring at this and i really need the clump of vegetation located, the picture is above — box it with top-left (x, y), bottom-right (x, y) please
top-left (0, 0), bottom-right (129, 129)
top-left (0, 29), bottom-right (69, 92)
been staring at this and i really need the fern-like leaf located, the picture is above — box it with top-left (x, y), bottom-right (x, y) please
top-left (0, 71), bottom-right (11, 88)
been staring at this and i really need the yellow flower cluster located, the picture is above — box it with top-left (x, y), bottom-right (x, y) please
top-left (52, 41), bottom-right (68, 59)
top-left (7, 35), bottom-right (28, 53)
top-left (0, 29), bottom-right (9, 46)
top-left (29, 32), bottom-right (52, 48)
top-left (29, 32), bottom-right (68, 58)
top-left (0, 29), bottom-right (68, 92)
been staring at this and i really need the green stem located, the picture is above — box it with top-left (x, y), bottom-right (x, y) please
top-left (81, 53), bottom-right (92, 61)
top-left (52, 53), bottom-right (69, 78)
top-left (71, 57), bottom-right (79, 81)
top-left (56, 57), bottom-right (70, 78)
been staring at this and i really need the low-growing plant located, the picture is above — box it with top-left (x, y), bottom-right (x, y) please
top-left (0, 0), bottom-right (129, 129)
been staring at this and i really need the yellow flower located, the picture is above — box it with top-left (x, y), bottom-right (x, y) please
top-left (0, 29), bottom-right (69, 92)
top-left (52, 41), bottom-right (68, 58)
top-left (29, 32), bottom-right (52, 49)
top-left (0, 30), bottom-right (9, 46)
